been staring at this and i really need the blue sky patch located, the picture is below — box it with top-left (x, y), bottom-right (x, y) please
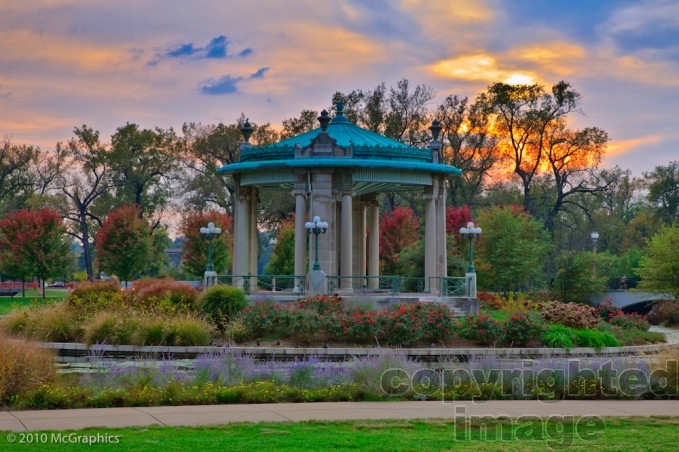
top-left (200, 75), bottom-right (242, 95)
top-left (251, 67), bottom-right (269, 79)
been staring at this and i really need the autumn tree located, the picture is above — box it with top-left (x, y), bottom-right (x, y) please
top-left (180, 211), bottom-right (233, 278)
top-left (379, 207), bottom-right (420, 275)
top-left (94, 205), bottom-right (152, 285)
top-left (0, 208), bottom-right (72, 296)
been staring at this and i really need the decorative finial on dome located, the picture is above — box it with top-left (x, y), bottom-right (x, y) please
top-left (241, 118), bottom-right (253, 142)
top-left (429, 119), bottom-right (442, 141)
top-left (318, 109), bottom-right (331, 131)
top-left (336, 102), bottom-right (344, 116)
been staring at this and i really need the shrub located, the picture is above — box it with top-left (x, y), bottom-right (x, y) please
top-left (608, 311), bottom-right (650, 331)
top-left (503, 311), bottom-right (543, 346)
top-left (0, 334), bottom-right (57, 403)
top-left (132, 317), bottom-right (168, 346)
top-left (226, 319), bottom-right (252, 344)
top-left (0, 309), bottom-right (31, 336)
top-left (65, 280), bottom-right (126, 319)
top-left (168, 316), bottom-right (212, 346)
top-left (477, 292), bottom-right (504, 310)
top-left (34, 304), bottom-right (82, 342)
top-left (596, 299), bottom-right (621, 321)
top-left (647, 300), bottom-right (679, 327)
top-left (458, 314), bottom-right (504, 345)
top-left (598, 322), bottom-right (666, 346)
top-left (134, 278), bottom-right (199, 313)
top-left (239, 301), bottom-right (290, 338)
top-left (541, 325), bottom-right (575, 349)
top-left (197, 285), bottom-right (247, 331)
top-left (83, 311), bottom-right (138, 345)
top-left (540, 301), bottom-right (600, 329)
top-left (573, 329), bottom-right (620, 350)
top-left (290, 294), bottom-right (344, 314)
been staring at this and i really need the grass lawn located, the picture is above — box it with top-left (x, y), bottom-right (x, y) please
top-left (0, 417), bottom-right (677, 451)
top-left (0, 289), bottom-right (68, 315)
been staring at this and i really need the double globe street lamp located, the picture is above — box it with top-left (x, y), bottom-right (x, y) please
top-left (200, 222), bottom-right (221, 288)
top-left (305, 216), bottom-right (328, 271)
top-left (459, 221), bottom-right (482, 273)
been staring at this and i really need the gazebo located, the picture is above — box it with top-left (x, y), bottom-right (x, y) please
top-left (218, 103), bottom-right (462, 296)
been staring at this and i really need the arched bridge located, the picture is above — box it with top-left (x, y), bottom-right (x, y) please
top-left (590, 290), bottom-right (673, 313)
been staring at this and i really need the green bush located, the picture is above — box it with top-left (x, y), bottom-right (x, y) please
top-left (134, 278), bottom-right (199, 313)
top-left (573, 328), bottom-right (620, 350)
top-left (541, 325), bottom-right (575, 349)
top-left (82, 311), bottom-right (139, 345)
top-left (132, 317), bottom-right (168, 346)
top-left (66, 281), bottom-right (126, 319)
top-left (197, 285), bottom-right (248, 331)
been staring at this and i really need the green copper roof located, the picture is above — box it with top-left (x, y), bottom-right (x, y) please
top-left (240, 103), bottom-right (423, 162)
top-left (218, 158), bottom-right (462, 175)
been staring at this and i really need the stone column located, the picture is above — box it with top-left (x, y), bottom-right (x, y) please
top-left (293, 190), bottom-right (306, 293)
top-left (437, 177), bottom-right (447, 280)
top-left (424, 182), bottom-right (438, 294)
top-left (367, 199), bottom-right (380, 290)
top-left (341, 192), bottom-right (353, 291)
top-left (352, 198), bottom-right (366, 288)
top-left (232, 185), bottom-right (250, 289)
top-left (248, 188), bottom-right (259, 290)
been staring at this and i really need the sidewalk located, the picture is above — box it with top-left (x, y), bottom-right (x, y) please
top-left (1, 400), bottom-right (678, 432)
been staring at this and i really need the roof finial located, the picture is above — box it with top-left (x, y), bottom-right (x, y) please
top-left (336, 102), bottom-right (344, 116)
top-left (429, 119), bottom-right (442, 141)
top-left (318, 109), bottom-right (331, 131)
top-left (241, 118), bottom-right (254, 142)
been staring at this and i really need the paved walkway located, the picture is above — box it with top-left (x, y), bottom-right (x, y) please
top-left (1, 400), bottom-right (678, 432)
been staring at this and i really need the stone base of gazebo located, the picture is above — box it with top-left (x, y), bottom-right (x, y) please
top-left (244, 293), bottom-right (479, 317)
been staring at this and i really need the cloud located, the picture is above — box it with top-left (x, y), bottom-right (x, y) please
top-left (162, 35), bottom-right (252, 61)
top-left (199, 67), bottom-right (269, 95)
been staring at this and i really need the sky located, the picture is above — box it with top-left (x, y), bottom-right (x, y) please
top-left (1, 0), bottom-right (678, 175)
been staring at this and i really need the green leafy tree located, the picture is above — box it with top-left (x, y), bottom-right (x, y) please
top-left (265, 215), bottom-right (295, 276)
top-left (146, 227), bottom-right (172, 277)
top-left (180, 211), bottom-right (233, 278)
top-left (0, 208), bottom-right (72, 297)
top-left (553, 250), bottom-right (616, 303)
top-left (475, 206), bottom-right (551, 292)
top-left (0, 138), bottom-right (37, 215)
top-left (637, 225), bottom-right (679, 298)
top-left (94, 205), bottom-right (152, 285)
top-left (644, 161), bottom-right (679, 225)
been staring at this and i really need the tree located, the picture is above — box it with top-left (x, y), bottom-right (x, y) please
top-left (479, 81), bottom-right (582, 215)
top-left (644, 161), bottom-right (679, 225)
top-left (0, 138), bottom-right (36, 214)
top-left (637, 225), bottom-right (679, 298)
top-left (104, 123), bottom-right (182, 223)
top-left (437, 95), bottom-right (501, 206)
top-left (379, 207), bottom-right (420, 275)
top-left (552, 250), bottom-right (615, 303)
top-left (0, 208), bottom-right (72, 297)
top-left (265, 214), bottom-right (296, 276)
top-left (280, 110), bottom-right (319, 139)
top-left (180, 211), bottom-right (233, 278)
top-left (94, 205), bottom-right (152, 284)
top-left (475, 206), bottom-right (552, 292)
top-left (55, 126), bottom-right (111, 280)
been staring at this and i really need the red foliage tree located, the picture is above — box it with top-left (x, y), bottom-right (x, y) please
top-left (181, 211), bottom-right (233, 277)
top-left (0, 208), bottom-right (71, 296)
top-left (446, 205), bottom-right (473, 238)
top-left (94, 205), bottom-right (151, 284)
top-left (379, 207), bottom-right (420, 274)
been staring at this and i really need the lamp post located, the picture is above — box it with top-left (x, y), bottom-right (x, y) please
top-left (200, 221), bottom-right (221, 288)
top-left (269, 237), bottom-right (278, 291)
top-left (591, 231), bottom-right (599, 279)
top-left (305, 216), bottom-right (328, 271)
top-left (459, 221), bottom-right (482, 299)
top-left (459, 221), bottom-right (482, 273)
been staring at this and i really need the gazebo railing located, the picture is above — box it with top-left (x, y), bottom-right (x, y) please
top-left (216, 274), bottom-right (306, 295)
top-left (213, 274), bottom-right (468, 297)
